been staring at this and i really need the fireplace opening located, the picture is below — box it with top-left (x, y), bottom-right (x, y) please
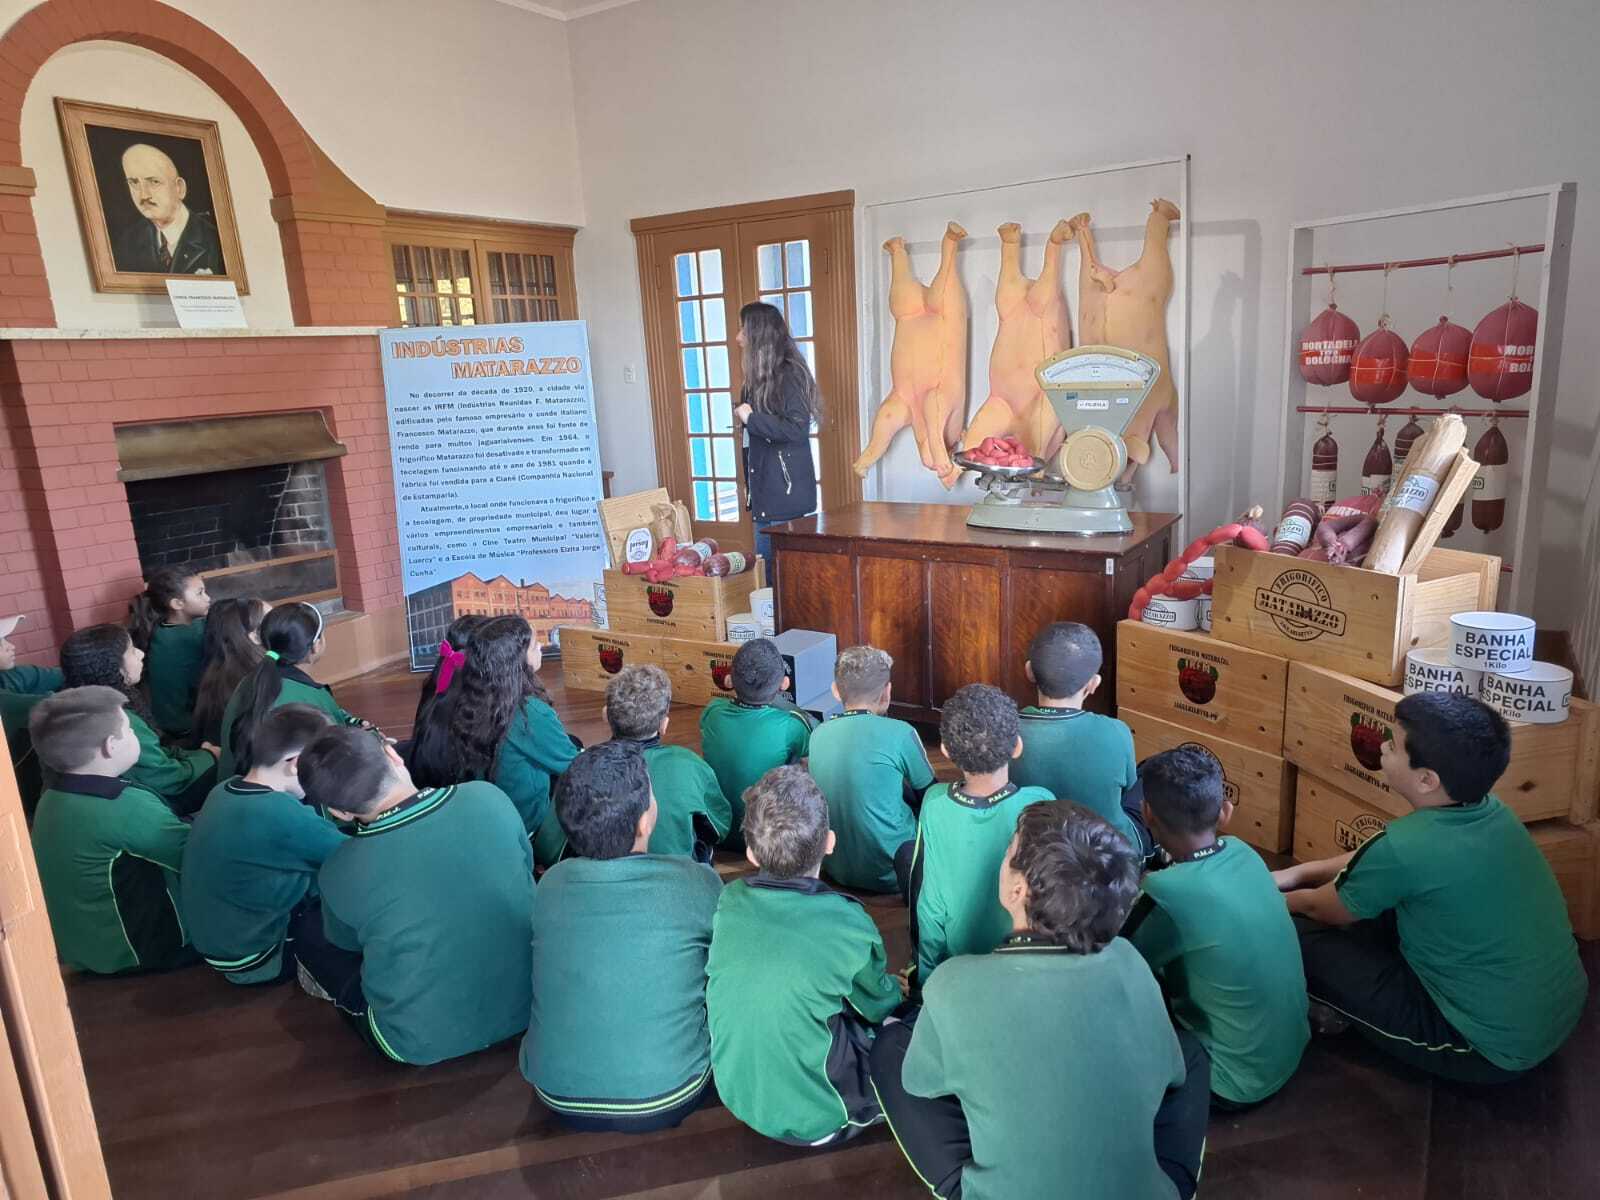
top-left (116, 412), bottom-right (348, 607)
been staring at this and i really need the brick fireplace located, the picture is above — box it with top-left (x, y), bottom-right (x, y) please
top-left (0, 330), bottom-right (403, 663)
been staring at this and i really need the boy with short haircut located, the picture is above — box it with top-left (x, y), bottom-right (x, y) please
top-left (699, 638), bottom-right (811, 843)
top-left (1277, 692), bottom-right (1587, 1082)
top-left (908, 683), bottom-right (1052, 988)
top-left (521, 741), bottom-right (722, 1131)
top-left (297, 726), bottom-right (533, 1066)
top-left (808, 646), bottom-right (936, 895)
top-left (1124, 747), bottom-right (1309, 1107)
top-left (605, 665), bottom-right (730, 858)
top-left (872, 800), bottom-right (1210, 1200)
top-left (28, 686), bottom-right (192, 974)
top-left (1012, 621), bottom-right (1150, 857)
top-left (181, 704), bottom-right (345, 986)
top-left (707, 766), bottom-right (902, 1146)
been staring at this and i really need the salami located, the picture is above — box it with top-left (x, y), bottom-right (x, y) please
top-left (1471, 419), bottom-right (1509, 532)
top-left (1469, 299), bottom-right (1537, 401)
top-left (1394, 416), bottom-right (1425, 468)
top-left (1270, 499), bottom-right (1321, 555)
top-left (1362, 420), bottom-right (1393, 497)
top-left (1349, 326), bottom-right (1409, 405)
top-left (1310, 418), bottom-right (1339, 505)
top-left (1408, 316), bottom-right (1472, 398)
top-left (1298, 303), bottom-right (1361, 386)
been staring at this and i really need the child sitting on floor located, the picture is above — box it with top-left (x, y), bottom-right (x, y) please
top-left (296, 726), bottom-right (534, 1066)
top-left (0, 612), bottom-right (63, 695)
top-left (1011, 622), bottom-right (1150, 858)
top-left (187, 596), bottom-right (268, 750)
top-left (521, 742), bottom-right (722, 1132)
top-left (605, 664), bottom-right (730, 858)
top-left (62, 623), bottom-right (217, 817)
top-left (699, 637), bottom-right (811, 845)
top-left (182, 703), bottom-right (345, 986)
top-left (707, 765), bottom-right (902, 1146)
top-left (908, 683), bottom-right (1052, 989)
top-left (0, 613), bottom-right (60, 819)
top-left (29, 685), bottom-right (193, 974)
top-left (871, 799), bottom-right (1210, 1200)
top-left (808, 645), bottom-right (935, 895)
top-left (401, 613), bottom-right (489, 776)
top-left (1124, 747), bottom-right (1309, 1108)
top-left (128, 566), bottom-right (211, 738)
top-left (406, 615), bottom-right (577, 866)
top-left (1277, 692), bottom-right (1587, 1083)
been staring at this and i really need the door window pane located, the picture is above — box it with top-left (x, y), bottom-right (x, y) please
top-left (675, 253), bottom-right (698, 297)
top-left (693, 480), bottom-right (715, 520)
top-left (698, 249), bottom-right (724, 295)
top-left (757, 243), bottom-right (783, 290)
top-left (678, 300), bottom-right (702, 344)
top-left (760, 292), bottom-right (783, 309)
top-left (681, 348), bottom-right (705, 389)
top-left (713, 436), bottom-right (736, 477)
top-left (716, 481), bottom-right (740, 521)
top-left (686, 393), bottom-right (709, 433)
top-left (787, 291), bottom-right (812, 337)
top-left (799, 340), bottom-right (816, 370)
top-left (702, 297), bottom-right (727, 343)
top-left (391, 243), bottom-right (476, 327)
top-left (706, 345), bottom-right (730, 389)
top-left (690, 437), bottom-right (712, 476)
top-left (711, 391), bottom-right (734, 433)
top-left (785, 240), bottom-right (810, 287)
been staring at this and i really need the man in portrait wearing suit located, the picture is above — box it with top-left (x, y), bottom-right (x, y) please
top-left (111, 142), bottom-right (224, 275)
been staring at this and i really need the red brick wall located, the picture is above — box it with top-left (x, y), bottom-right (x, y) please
top-left (0, 335), bottom-right (399, 660)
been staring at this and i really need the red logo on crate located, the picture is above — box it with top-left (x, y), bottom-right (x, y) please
top-left (1334, 812), bottom-right (1388, 852)
top-left (1176, 659), bottom-right (1219, 705)
top-left (1348, 713), bottom-right (1389, 771)
top-left (647, 586), bottom-right (675, 617)
top-left (710, 658), bottom-right (734, 690)
top-left (598, 644), bottom-right (624, 674)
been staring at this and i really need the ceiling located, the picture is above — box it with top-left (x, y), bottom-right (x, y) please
top-left (492, 0), bottom-right (645, 19)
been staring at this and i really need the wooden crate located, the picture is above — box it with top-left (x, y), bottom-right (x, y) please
top-left (1116, 620), bottom-right (1289, 754)
top-left (555, 626), bottom-right (663, 694)
top-left (597, 487), bottom-right (690, 568)
top-left (1283, 661), bottom-right (1600, 825)
top-left (603, 564), bottom-right (763, 642)
top-left (1121, 707), bottom-right (1296, 854)
top-left (659, 635), bottom-right (742, 707)
top-left (1291, 771), bottom-right (1600, 939)
top-left (1210, 544), bottom-right (1500, 686)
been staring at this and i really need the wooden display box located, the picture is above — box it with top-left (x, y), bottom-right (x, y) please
top-left (603, 561), bottom-right (764, 643)
top-left (1210, 545), bottom-right (1500, 686)
top-left (1122, 708), bottom-right (1296, 853)
top-left (597, 487), bottom-right (689, 568)
top-left (1116, 620), bottom-right (1290, 754)
top-left (659, 636), bottom-right (742, 707)
top-left (556, 626), bottom-right (663, 694)
top-left (1283, 661), bottom-right (1600, 826)
top-left (1291, 771), bottom-right (1600, 940)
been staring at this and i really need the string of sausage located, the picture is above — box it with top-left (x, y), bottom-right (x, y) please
top-left (1127, 510), bottom-right (1271, 621)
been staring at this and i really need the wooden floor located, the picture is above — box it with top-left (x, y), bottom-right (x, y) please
top-left (66, 661), bottom-right (1600, 1198)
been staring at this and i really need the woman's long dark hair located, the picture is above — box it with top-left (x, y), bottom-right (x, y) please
top-left (404, 614), bottom-right (491, 787)
top-left (231, 603), bottom-right (322, 774)
top-left (189, 597), bottom-right (268, 748)
top-left (739, 301), bottom-right (822, 428)
top-left (127, 566), bottom-right (197, 652)
top-left (61, 623), bottom-right (155, 726)
top-left (412, 615), bottom-right (544, 785)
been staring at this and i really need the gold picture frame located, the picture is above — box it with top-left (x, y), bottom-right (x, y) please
top-left (55, 98), bottom-right (249, 296)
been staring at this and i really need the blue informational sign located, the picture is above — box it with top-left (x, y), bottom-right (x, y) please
top-left (379, 321), bottom-right (608, 670)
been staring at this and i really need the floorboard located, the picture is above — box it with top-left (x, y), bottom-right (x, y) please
top-left (60, 660), bottom-right (1600, 1198)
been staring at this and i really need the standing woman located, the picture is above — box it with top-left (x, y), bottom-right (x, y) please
top-left (735, 302), bottom-right (821, 576)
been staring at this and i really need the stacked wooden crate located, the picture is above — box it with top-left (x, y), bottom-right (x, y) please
top-left (1119, 542), bottom-right (1600, 938)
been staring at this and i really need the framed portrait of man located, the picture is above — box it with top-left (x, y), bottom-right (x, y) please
top-left (55, 98), bottom-right (249, 295)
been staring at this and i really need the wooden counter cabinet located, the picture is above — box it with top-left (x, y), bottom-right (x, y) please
top-left (767, 502), bottom-right (1178, 723)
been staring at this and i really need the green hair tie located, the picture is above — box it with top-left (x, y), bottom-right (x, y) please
top-left (264, 650), bottom-right (280, 661)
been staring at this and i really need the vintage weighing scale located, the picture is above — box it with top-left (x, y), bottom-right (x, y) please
top-left (958, 344), bottom-right (1159, 535)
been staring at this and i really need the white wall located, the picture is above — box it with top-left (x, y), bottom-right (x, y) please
top-left (566, 0), bottom-right (1600, 631)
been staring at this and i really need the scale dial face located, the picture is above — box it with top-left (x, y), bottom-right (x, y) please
top-left (1056, 427), bottom-right (1123, 491)
top-left (1037, 347), bottom-right (1159, 389)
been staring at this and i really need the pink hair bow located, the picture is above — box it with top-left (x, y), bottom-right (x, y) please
top-left (436, 639), bottom-right (466, 694)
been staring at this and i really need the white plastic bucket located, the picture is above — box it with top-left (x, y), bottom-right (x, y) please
top-left (1403, 647), bottom-right (1482, 697)
top-left (1449, 611), bottom-right (1535, 674)
top-left (1481, 662), bottom-right (1572, 725)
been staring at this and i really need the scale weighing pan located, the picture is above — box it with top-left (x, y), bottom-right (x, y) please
top-left (965, 344), bottom-right (1161, 536)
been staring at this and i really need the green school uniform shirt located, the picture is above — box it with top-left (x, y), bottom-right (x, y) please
top-left (521, 853), bottom-right (722, 1120)
top-left (699, 697), bottom-right (811, 839)
top-left (30, 773), bottom-right (190, 974)
top-left (707, 875), bottom-right (900, 1143)
top-left (1334, 795), bottom-right (1587, 1071)
top-left (909, 782), bottom-right (1053, 986)
top-left (127, 706), bottom-right (216, 802)
top-left (146, 619), bottom-right (207, 736)
top-left (318, 781), bottom-right (534, 1065)
top-left (219, 665), bottom-right (363, 778)
top-left (615, 736), bottom-right (732, 857)
top-left (492, 695), bottom-right (579, 849)
top-left (1125, 838), bottom-right (1310, 1103)
top-left (181, 777), bottom-right (347, 983)
top-left (901, 936), bottom-right (1187, 1200)
top-left (1012, 706), bottom-right (1142, 852)
top-left (0, 664), bottom-right (64, 694)
top-left (810, 710), bottom-right (935, 892)
top-left (0, 689), bottom-right (47, 819)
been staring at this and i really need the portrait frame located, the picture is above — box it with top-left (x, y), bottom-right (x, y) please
top-left (55, 97), bottom-right (250, 296)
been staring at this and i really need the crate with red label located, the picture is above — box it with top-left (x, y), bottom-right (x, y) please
top-left (602, 563), bottom-right (764, 642)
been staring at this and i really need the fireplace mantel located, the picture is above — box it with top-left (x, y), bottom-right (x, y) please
top-left (0, 326), bottom-right (383, 340)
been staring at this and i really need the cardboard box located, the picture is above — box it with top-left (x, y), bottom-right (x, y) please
top-left (774, 629), bottom-right (836, 703)
top-left (1291, 770), bottom-right (1600, 940)
top-left (1210, 544), bottom-right (1500, 686)
top-left (1122, 707), bottom-right (1296, 854)
top-left (1115, 620), bottom-right (1290, 754)
top-left (1283, 661), bottom-right (1600, 825)
top-left (603, 566), bottom-right (762, 642)
top-left (556, 626), bottom-right (662, 694)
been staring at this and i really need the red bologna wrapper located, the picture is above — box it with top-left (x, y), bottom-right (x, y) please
top-left (1408, 316), bottom-right (1472, 398)
top-left (1349, 328), bottom-right (1409, 405)
top-left (1299, 304), bottom-right (1361, 386)
top-left (1468, 300), bottom-right (1537, 401)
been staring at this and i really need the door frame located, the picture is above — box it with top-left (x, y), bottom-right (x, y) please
top-left (632, 190), bottom-right (861, 547)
